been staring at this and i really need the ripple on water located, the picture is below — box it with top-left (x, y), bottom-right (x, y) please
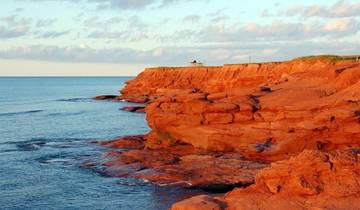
top-left (16, 140), bottom-right (46, 151)
top-left (0, 137), bottom-right (96, 153)
top-left (0, 110), bottom-right (45, 117)
top-left (36, 153), bottom-right (73, 165)
top-left (46, 111), bottom-right (87, 117)
top-left (55, 98), bottom-right (92, 102)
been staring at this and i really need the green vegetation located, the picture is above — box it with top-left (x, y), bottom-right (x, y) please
top-left (293, 55), bottom-right (359, 62)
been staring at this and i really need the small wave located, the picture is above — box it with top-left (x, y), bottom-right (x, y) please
top-left (0, 110), bottom-right (44, 117)
top-left (115, 179), bottom-right (150, 187)
top-left (157, 181), bottom-right (193, 187)
top-left (0, 137), bottom-right (96, 152)
top-left (56, 98), bottom-right (91, 102)
top-left (2, 137), bottom-right (96, 145)
top-left (36, 153), bottom-right (72, 164)
top-left (46, 111), bottom-right (86, 117)
top-left (16, 140), bottom-right (46, 151)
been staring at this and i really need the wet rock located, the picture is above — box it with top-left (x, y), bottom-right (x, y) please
top-left (120, 106), bottom-right (146, 113)
top-left (102, 162), bottom-right (146, 177)
top-left (99, 135), bottom-right (145, 150)
top-left (93, 95), bottom-right (118, 100)
top-left (94, 139), bottom-right (268, 189)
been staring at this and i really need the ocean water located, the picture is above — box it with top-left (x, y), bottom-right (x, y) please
top-left (0, 77), bottom-right (202, 210)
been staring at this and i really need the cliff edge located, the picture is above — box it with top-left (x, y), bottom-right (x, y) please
top-left (121, 57), bottom-right (360, 161)
top-left (96, 56), bottom-right (360, 209)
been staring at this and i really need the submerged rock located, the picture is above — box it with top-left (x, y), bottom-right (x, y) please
top-left (93, 95), bottom-right (118, 100)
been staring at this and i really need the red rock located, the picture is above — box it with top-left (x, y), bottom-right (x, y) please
top-left (135, 108), bottom-right (146, 113)
top-left (93, 95), bottom-right (118, 100)
top-left (120, 106), bottom-right (146, 113)
top-left (92, 141), bottom-right (268, 189)
top-left (126, 97), bottom-right (149, 103)
top-left (94, 56), bottom-right (360, 209)
top-left (206, 92), bottom-right (228, 101)
top-left (204, 113), bottom-right (234, 124)
top-left (113, 94), bottom-right (150, 103)
top-left (171, 195), bottom-right (224, 210)
top-left (119, 58), bottom-right (360, 161)
top-left (99, 135), bottom-right (145, 150)
top-left (172, 149), bottom-right (360, 210)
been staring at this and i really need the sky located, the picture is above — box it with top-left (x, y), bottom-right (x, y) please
top-left (0, 0), bottom-right (359, 76)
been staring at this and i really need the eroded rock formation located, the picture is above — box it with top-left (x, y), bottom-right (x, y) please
top-left (93, 136), bottom-right (268, 191)
top-left (121, 58), bottom-right (360, 161)
top-left (171, 149), bottom-right (360, 210)
top-left (94, 56), bottom-right (360, 209)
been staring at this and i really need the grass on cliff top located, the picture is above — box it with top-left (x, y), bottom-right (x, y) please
top-left (293, 55), bottom-right (359, 62)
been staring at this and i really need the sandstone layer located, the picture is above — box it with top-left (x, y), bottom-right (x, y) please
top-left (120, 58), bottom-right (360, 161)
top-left (92, 135), bottom-right (268, 191)
top-left (95, 56), bottom-right (360, 210)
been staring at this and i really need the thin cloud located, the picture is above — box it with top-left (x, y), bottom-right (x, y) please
top-left (37, 30), bottom-right (70, 38)
top-left (20, 0), bottom-right (211, 10)
top-left (285, 0), bottom-right (360, 18)
top-left (1, 40), bottom-right (359, 65)
top-left (183, 15), bottom-right (201, 24)
top-left (165, 19), bottom-right (360, 43)
top-left (36, 18), bottom-right (57, 27)
top-left (89, 0), bottom-right (155, 10)
top-left (0, 15), bottom-right (32, 38)
top-left (0, 27), bottom-right (29, 38)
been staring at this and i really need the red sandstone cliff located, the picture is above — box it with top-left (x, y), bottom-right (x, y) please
top-left (96, 56), bottom-right (360, 210)
top-left (121, 58), bottom-right (360, 160)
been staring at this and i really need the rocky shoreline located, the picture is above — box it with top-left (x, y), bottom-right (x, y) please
top-left (94, 56), bottom-right (360, 210)
top-left (93, 135), bottom-right (268, 192)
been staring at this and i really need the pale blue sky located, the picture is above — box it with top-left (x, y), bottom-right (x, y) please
top-left (0, 0), bottom-right (359, 76)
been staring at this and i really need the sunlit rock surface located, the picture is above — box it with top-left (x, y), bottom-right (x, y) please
top-left (121, 58), bottom-right (360, 160)
top-left (97, 56), bottom-right (360, 210)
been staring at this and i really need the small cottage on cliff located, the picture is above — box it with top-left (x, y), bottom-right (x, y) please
top-left (190, 60), bottom-right (204, 67)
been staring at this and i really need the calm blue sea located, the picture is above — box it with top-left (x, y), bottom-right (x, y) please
top-left (0, 77), bottom-right (201, 210)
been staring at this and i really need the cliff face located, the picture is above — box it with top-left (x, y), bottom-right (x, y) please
top-left (97, 57), bottom-right (360, 209)
top-left (121, 59), bottom-right (360, 161)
